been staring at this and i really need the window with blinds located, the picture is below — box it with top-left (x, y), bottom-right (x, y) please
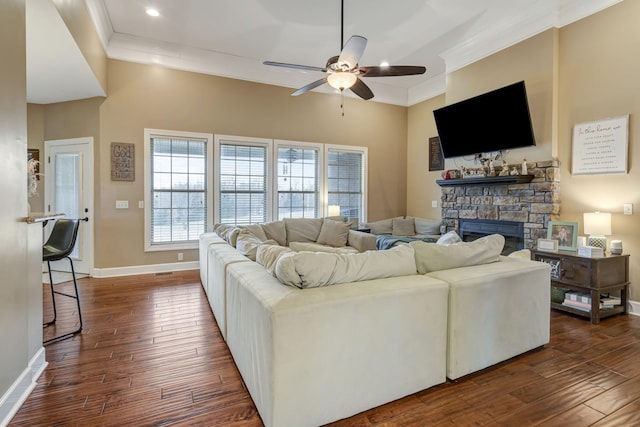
top-left (327, 149), bottom-right (365, 222)
top-left (144, 129), bottom-right (212, 252)
top-left (277, 147), bottom-right (320, 219)
top-left (218, 143), bottom-right (268, 225)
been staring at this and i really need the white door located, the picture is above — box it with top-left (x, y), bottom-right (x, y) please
top-left (44, 137), bottom-right (94, 275)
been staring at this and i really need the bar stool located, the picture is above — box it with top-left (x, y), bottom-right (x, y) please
top-left (43, 218), bottom-right (83, 344)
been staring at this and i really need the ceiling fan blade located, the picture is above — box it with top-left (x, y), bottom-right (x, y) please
top-left (337, 35), bottom-right (367, 70)
top-left (263, 61), bottom-right (326, 73)
top-left (350, 77), bottom-right (374, 100)
top-left (291, 77), bottom-right (328, 96)
top-left (359, 65), bottom-right (426, 77)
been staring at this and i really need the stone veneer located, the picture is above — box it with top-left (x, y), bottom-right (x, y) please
top-left (441, 159), bottom-right (560, 249)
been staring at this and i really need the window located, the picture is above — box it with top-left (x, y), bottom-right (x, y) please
top-left (326, 145), bottom-right (367, 223)
top-left (275, 141), bottom-right (322, 220)
top-left (214, 135), bottom-right (272, 225)
top-left (144, 129), bottom-right (213, 251)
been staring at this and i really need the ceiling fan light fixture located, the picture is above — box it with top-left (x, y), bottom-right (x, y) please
top-left (327, 72), bottom-right (357, 90)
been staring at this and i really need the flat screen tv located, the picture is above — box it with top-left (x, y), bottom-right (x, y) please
top-left (433, 81), bottom-right (536, 159)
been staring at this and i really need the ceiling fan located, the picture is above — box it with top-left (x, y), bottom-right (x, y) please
top-left (263, 0), bottom-right (426, 100)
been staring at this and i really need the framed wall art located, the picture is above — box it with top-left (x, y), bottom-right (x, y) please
top-left (547, 221), bottom-right (578, 251)
top-left (572, 115), bottom-right (628, 175)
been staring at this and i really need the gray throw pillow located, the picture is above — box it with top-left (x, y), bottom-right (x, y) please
top-left (316, 219), bottom-right (350, 247)
top-left (392, 218), bottom-right (416, 236)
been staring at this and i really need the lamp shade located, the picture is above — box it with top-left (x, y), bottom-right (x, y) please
top-left (583, 212), bottom-right (612, 236)
top-left (328, 205), bottom-right (341, 217)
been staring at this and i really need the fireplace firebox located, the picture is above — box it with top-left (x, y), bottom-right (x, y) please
top-left (459, 219), bottom-right (524, 255)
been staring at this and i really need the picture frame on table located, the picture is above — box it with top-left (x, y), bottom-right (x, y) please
top-left (547, 221), bottom-right (578, 251)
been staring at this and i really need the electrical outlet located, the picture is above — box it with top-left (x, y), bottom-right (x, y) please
top-left (431, 200), bottom-right (438, 208)
top-left (624, 203), bottom-right (633, 215)
top-left (178, 252), bottom-right (184, 261)
top-left (115, 200), bottom-right (128, 209)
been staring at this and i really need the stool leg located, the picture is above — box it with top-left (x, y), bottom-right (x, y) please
top-left (43, 257), bottom-right (83, 345)
top-left (43, 260), bottom-right (57, 326)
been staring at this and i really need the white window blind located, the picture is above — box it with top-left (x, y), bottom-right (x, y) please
top-left (149, 136), bottom-right (207, 245)
top-left (327, 149), bottom-right (364, 222)
top-left (219, 143), bottom-right (268, 225)
top-left (277, 147), bottom-right (319, 219)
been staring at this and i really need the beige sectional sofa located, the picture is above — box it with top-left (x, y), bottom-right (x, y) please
top-left (198, 218), bottom-right (550, 427)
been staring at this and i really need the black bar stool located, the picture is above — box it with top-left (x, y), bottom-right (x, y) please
top-left (43, 218), bottom-right (83, 344)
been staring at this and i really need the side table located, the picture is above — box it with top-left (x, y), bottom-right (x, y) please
top-left (531, 249), bottom-right (630, 324)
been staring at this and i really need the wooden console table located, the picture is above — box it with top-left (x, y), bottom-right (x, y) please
top-left (531, 249), bottom-right (629, 324)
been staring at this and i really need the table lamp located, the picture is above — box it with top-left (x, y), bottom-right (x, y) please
top-left (583, 212), bottom-right (611, 251)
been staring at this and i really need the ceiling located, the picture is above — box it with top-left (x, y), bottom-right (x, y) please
top-left (28, 0), bottom-right (622, 106)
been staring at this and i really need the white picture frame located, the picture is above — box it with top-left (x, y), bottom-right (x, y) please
top-left (572, 115), bottom-right (629, 175)
top-left (537, 238), bottom-right (558, 253)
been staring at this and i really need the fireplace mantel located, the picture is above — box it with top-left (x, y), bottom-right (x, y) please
top-left (436, 175), bottom-right (534, 187)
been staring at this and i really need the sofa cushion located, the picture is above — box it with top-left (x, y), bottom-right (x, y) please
top-left (284, 218), bottom-right (324, 244)
top-left (436, 230), bottom-right (462, 245)
top-left (262, 220), bottom-right (287, 246)
top-left (275, 244), bottom-right (417, 288)
top-left (366, 217), bottom-right (402, 235)
top-left (256, 244), bottom-right (293, 276)
top-left (235, 230), bottom-right (278, 261)
top-left (410, 234), bottom-right (505, 274)
top-left (242, 223), bottom-right (268, 241)
top-left (392, 218), bottom-right (416, 236)
top-left (289, 242), bottom-right (358, 254)
top-left (316, 218), bottom-right (350, 247)
top-left (407, 216), bottom-right (442, 235)
top-left (214, 223), bottom-right (241, 247)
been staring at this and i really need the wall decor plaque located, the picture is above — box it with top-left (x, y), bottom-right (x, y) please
top-left (572, 115), bottom-right (628, 175)
top-left (111, 142), bottom-right (135, 181)
top-left (428, 136), bottom-right (444, 171)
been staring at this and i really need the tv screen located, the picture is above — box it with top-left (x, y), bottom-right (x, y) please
top-left (433, 81), bottom-right (536, 159)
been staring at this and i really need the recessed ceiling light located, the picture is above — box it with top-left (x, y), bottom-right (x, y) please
top-left (146, 8), bottom-right (160, 17)
top-left (380, 61), bottom-right (389, 67)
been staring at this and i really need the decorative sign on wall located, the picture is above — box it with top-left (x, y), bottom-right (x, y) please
top-left (111, 142), bottom-right (135, 181)
top-left (572, 115), bottom-right (628, 175)
top-left (428, 136), bottom-right (444, 171)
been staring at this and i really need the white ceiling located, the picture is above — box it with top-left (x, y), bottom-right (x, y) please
top-left (27, 0), bottom-right (622, 106)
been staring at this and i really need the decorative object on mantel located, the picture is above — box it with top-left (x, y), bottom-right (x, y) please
top-left (583, 212), bottom-right (611, 251)
top-left (572, 115), bottom-right (628, 175)
top-left (522, 159), bottom-right (528, 175)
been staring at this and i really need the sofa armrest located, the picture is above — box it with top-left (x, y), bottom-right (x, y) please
top-left (347, 230), bottom-right (377, 252)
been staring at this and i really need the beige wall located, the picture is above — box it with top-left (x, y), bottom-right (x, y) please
top-left (406, 94), bottom-right (445, 218)
top-left (407, 3), bottom-right (640, 300)
top-left (557, 0), bottom-right (640, 299)
top-left (94, 59), bottom-right (407, 268)
top-left (52, 0), bottom-right (107, 94)
top-left (0, 0), bottom-right (29, 406)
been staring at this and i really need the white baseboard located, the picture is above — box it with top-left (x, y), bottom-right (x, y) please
top-left (0, 347), bottom-right (48, 427)
top-left (628, 300), bottom-right (640, 316)
top-left (92, 261), bottom-right (199, 278)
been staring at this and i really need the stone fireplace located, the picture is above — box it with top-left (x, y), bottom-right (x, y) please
top-left (439, 160), bottom-right (560, 250)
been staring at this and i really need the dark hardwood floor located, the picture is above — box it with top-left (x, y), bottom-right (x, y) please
top-left (10, 271), bottom-right (640, 426)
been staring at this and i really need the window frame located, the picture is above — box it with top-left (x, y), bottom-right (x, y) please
top-left (273, 139), bottom-right (324, 220)
top-left (213, 134), bottom-right (273, 225)
top-left (324, 144), bottom-right (368, 224)
top-left (144, 128), bottom-right (214, 252)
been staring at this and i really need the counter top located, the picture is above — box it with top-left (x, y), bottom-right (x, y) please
top-left (24, 212), bottom-right (65, 224)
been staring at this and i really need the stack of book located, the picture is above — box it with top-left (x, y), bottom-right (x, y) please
top-left (578, 245), bottom-right (604, 257)
top-left (562, 291), bottom-right (621, 312)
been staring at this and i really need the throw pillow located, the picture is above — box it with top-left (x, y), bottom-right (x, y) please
top-left (437, 230), bottom-right (462, 245)
top-left (256, 244), bottom-right (292, 276)
top-left (407, 216), bottom-right (442, 235)
top-left (274, 244), bottom-right (417, 288)
top-left (284, 218), bottom-right (324, 244)
top-left (262, 220), bottom-right (287, 246)
top-left (316, 218), bottom-right (351, 247)
top-left (241, 223), bottom-right (268, 241)
top-left (508, 249), bottom-right (531, 260)
top-left (410, 234), bottom-right (505, 274)
top-left (235, 230), bottom-right (277, 261)
top-left (366, 216), bottom-right (402, 235)
top-left (392, 218), bottom-right (416, 236)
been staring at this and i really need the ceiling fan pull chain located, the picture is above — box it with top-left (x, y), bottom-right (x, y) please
top-left (340, 90), bottom-right (345, 117)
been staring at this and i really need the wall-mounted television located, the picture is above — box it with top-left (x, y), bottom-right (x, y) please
top-left (433, 81), bottom-right (536, 159)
